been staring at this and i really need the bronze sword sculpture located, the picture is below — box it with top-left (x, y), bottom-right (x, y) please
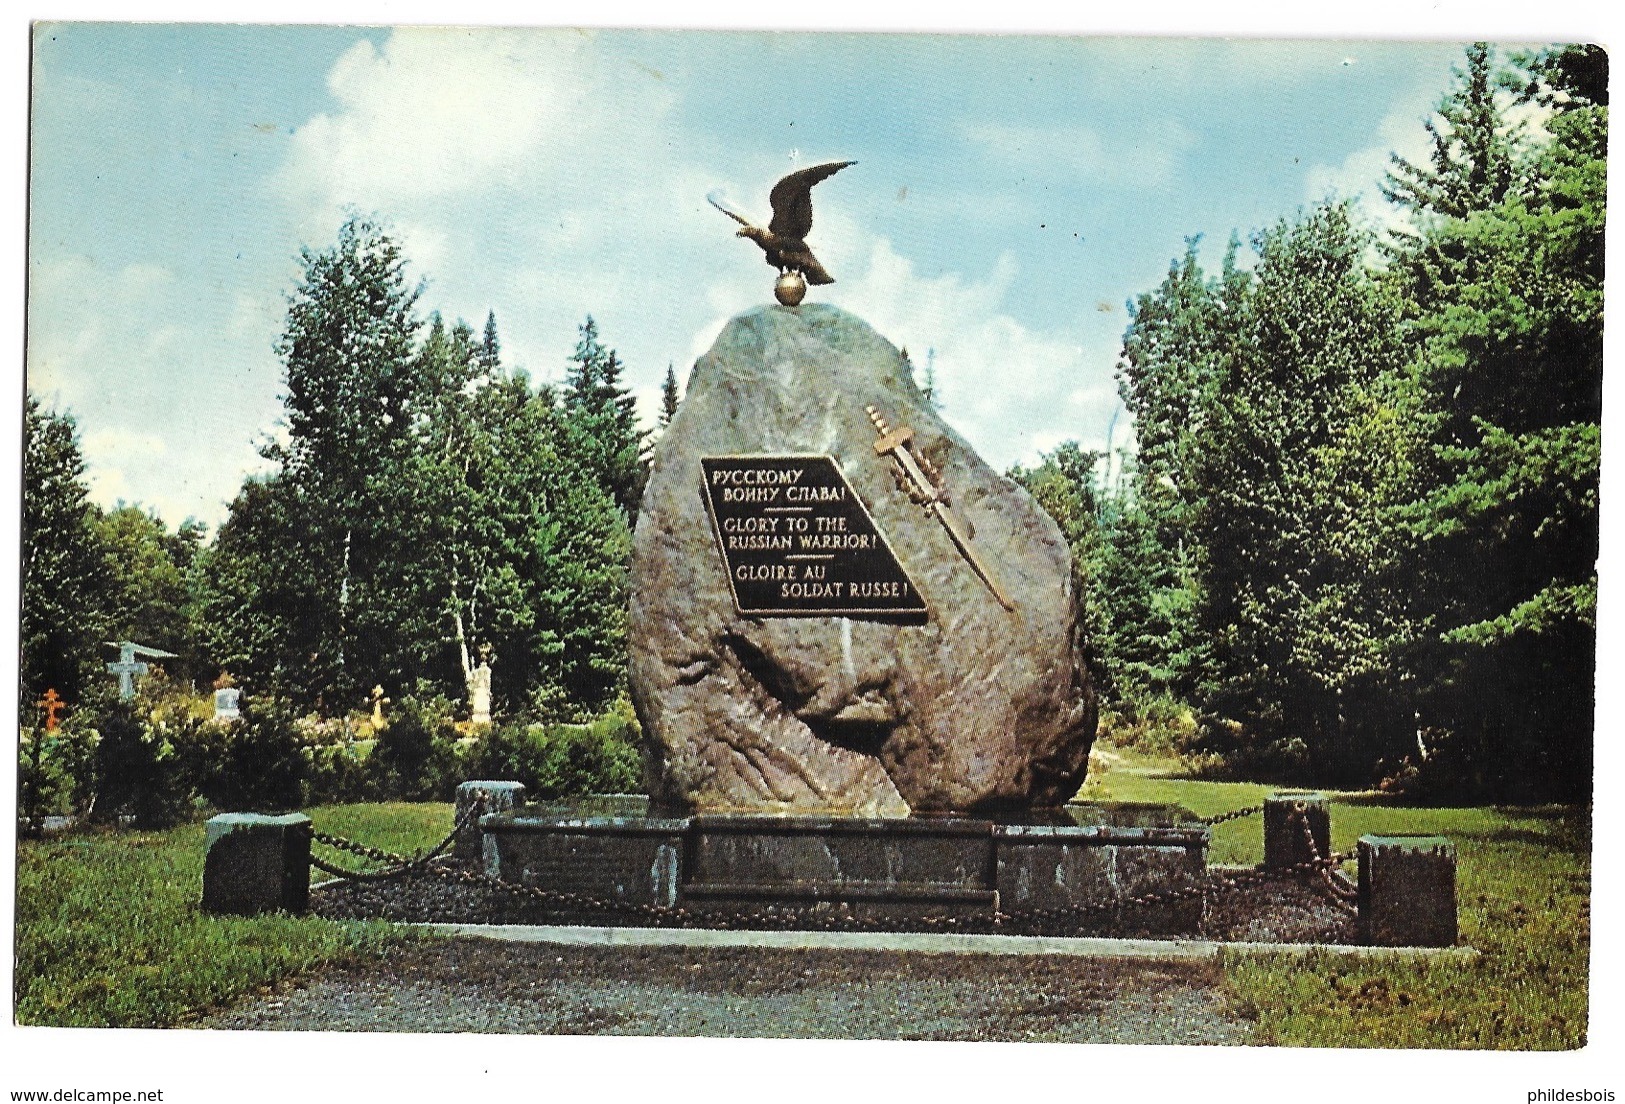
top-left (866, 405), bottom-right (1016, 612)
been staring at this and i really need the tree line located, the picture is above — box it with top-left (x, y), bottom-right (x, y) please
top-left (1013, 44), bottom-right (1604, 800)
top-left (23, 214), bottom-right (651, 726)
top-left (22, 43), bottom-right (1602, 807)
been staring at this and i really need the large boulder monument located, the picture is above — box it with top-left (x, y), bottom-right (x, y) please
top-left (631, 303), bottom-right (1097, 816)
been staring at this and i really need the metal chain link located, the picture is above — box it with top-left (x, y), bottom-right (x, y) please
top-left (1293, 801), bottom-right (1358, 910)
top-left (310, 796), bottom-right (486, 881)
top-left (1196, 802), bottom-right (1266, 827)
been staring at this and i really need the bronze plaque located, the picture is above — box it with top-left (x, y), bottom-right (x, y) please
top-left (701, 455), bottom-right (926, 617)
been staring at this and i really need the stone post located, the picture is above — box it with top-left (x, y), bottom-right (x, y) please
top-left (202, 812), bottom-right (312, 915)
top-left (1263, 791), bottom-right (1331, 870)
top-left (1358, 835), bottom-right (1458, 947)
top-left (454, 780), bottom-right (526, 861)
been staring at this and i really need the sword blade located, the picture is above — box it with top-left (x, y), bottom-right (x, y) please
top-left (890, 443), bottom-right (937, 501)
top-left (929, 500), bottom-right (1016, 611)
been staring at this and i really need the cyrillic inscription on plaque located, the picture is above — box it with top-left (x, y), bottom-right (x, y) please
top-left (701, 455), bottom-right (927, 616)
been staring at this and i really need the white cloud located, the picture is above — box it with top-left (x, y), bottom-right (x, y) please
top-left (1304, 77), bottom-right (1559, 242)
top-left (274, 29), bottom-right (680, 238)
top-left (27, 258), bottom-right (176, 408)
top-left (82, 427), bottom-right (168, 459)
top-left (1302, 86), bottom-right (1441, 238)
top-left (1306, 90), bottom-right (1436, 205)
top-left (265, 26), bottom-right (1131, 479)
top-left (824, 238), bottom-right (1122, 473)
top-left (280, 31), bottom-right (606, 210)
top-left (269, 27), bottom-right (716, 406)
top-left (27, 254), bottom-right (283, 530)
top-left (964, 119), bottom-right (1197, 188)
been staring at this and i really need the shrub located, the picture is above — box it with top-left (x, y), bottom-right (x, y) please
top-left (304, 742), bottom-right (378, 806)
top-left (1097, 693), bottom-right (1202, 757)
top-left (17, 706), bottom-right (102, 832)
top-left (471, 711), bottom-right (641, 799)
top-left (157, 701), bottom-right (228, 802)
top-left (370, 693), bottom-right (465, 800)
top-left (90, 702), bottom-right (192, 828)
top-left (206, 702), bottom-right (306, 812)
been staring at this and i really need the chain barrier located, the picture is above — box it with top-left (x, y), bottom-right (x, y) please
top-left (310, 796), bottom-right (486, 882)
top-left (306, 798), bottom-right (1361, 934)
top-left (1196, 802), bottom-right (1266, 827)
top-left (1293, 801), bottom-right (1358, 911)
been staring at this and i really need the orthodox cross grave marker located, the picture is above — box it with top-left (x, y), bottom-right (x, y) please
top-left (701, 454), bottom-right (926, 617)
top-left (38, 688), bottom-right (64, 731)
top-left (105, 641), bottom-right (177, 700)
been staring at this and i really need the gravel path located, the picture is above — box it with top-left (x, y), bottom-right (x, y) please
top-left (199, 938), bottom-right (1252, 1044)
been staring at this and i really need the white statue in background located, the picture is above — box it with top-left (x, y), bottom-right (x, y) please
top-left (468, 646), bottom-right (494, 726)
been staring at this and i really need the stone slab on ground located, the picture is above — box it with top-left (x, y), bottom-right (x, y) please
top-left (417, 923), bottom-right (1480, 962)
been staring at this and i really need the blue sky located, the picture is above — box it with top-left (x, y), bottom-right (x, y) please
top-left (24, 26), bottom-right (1525, 529)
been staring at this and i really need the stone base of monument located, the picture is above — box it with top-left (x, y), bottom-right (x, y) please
top-left (454, 780), bottom-right (527, 861)
top-left (482, 803), bottom-right (1208, 935)
top-left (202, 812), bottom-right (312, 915)
top-left (1263, 791), bottom-right (1331, 869)
top-left (1357, 835), bottom-right (1458, 947)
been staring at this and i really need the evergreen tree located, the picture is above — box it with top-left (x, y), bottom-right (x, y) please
top-left (1383, 42), bottom-right (1520, 223)
top-left (21, 397), bottom-right (111, 707)
top-left (1008, 443), bottom-right (1114, 692)
top-left (565, 316), bottom-right (649, 519)
top-left (1108, 236), bottom-right (1248, 707)
top-left (1191, 202), bottom-right (1417, 779)
top-left (659, 363), bottom-right (681, 428)
top-left (1386, 44), bottom-right (1604, 798)
top-left (480, 310), bottom-right (501, 371)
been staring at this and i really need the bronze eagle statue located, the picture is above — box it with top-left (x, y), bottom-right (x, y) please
top-left (708, 161), bottom-right (855, 287)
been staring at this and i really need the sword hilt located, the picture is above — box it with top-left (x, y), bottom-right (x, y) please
top-left (867, 405), bottom-right (939, 506)
top-left (866, 404), bottom-right (915, 457)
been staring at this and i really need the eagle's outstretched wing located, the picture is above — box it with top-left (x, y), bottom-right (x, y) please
top-left (706, 190), bottom-right (754, 228)
top-left (768, 161), bottom-right (855, 239)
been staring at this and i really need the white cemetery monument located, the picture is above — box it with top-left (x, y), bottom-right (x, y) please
top-left (468, 660), bottom-right (493, 726)
top-left (213, 686), bottom-right (242, 721)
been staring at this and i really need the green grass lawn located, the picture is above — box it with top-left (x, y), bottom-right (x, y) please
top-left (1088, 749), bottom-right (1591, 1049)
top-left (14, 803), bottom-right (453, 1028)
top-left (15, 782), bottom-right (1590, 1048)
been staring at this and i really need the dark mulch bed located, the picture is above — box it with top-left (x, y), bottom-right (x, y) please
top-left (313, 859), bottom-right (1357, 944)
